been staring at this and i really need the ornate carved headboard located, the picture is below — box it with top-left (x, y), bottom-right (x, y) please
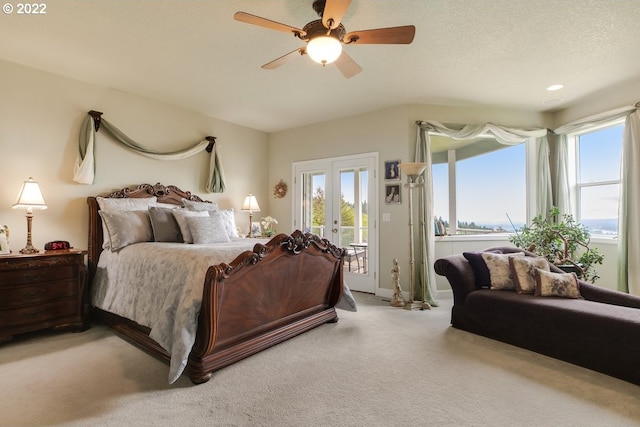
top-left (86, 183), bottom-right (209, 284)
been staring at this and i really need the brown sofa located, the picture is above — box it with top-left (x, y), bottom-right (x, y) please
top-left (434, 246), bottom-right (640, 385)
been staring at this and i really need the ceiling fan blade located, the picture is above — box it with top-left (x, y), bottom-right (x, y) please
top-left (334, 51), bottom-right (362, 78)
top-left (262, 47), bottom-right (306, 70)
top-left (344, 25), bottom-right (416, 44)
top-left (322, 0), bottom-right (352, 29)
top-left (234, 12), bottom-right (306, 37)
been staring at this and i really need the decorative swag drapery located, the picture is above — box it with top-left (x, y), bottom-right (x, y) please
top-left (73, 111), bottom-right (226, 193)
top-left (414, 121), bottom-right (549, 306)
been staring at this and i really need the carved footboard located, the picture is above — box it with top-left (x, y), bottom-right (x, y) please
top-left (187, 231), bottom-right (344, 384)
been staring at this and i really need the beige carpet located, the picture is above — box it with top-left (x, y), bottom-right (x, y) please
top-left (2, 292), bottom-right (640, 427)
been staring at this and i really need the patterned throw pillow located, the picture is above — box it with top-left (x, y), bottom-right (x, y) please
top-left (172, 210), bottom-right (209, 244)
top-left (98, 210), bottom-right (153, 251)
top-left (509, 256), bottom-right (550, 294)
top-left (534, 268), bottom-right (581, 298)
top-left (186, 214), bottom-right (231, 244)
top-left (481, 252), bottom-right (524, 290)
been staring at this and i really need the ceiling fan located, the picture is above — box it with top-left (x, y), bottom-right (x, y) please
top-left (234, 0), bottom-right (416, 78)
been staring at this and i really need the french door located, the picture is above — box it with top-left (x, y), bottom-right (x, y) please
top-left (293, 153), bottom-right (378, 293)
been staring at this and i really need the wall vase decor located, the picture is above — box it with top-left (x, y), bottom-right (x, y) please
top-left (399, 162), bottom-right (431, 310)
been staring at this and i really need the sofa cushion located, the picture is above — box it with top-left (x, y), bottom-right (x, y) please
top-left (463, 249), bottom-right (503, 288)
top-left (509, 256), bottom-right (550, 294)
top-left (534, 269), bottom-right (581, 299)
top-left (481, 252), bottom-right (524, 290)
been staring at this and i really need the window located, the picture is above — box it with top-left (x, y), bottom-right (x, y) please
top-left (573, 121), bottom-right (623, 236)
top-left (432, 138), bottom-right (527, 235)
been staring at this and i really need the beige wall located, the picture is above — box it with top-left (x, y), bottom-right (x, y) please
top-left (270, 104), bottom-right (550, 296)
top-left (2, 57), bottom-right (630, 297)
top-left (0, 60), bottom-right (269, 253)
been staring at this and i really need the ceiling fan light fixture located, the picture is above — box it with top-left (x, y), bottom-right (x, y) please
top-left (307, 35), bottom-right (342, 65)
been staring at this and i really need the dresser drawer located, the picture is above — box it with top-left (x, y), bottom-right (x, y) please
top-left (0, 280), bottom-right (78, 309)
top-left (0, 299), bottom-right (79, 328)
top-left (0, 265), bottom-right (77, 285)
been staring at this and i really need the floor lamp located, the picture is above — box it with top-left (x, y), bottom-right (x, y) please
top-left (399, 163), bottom-right (431, 311)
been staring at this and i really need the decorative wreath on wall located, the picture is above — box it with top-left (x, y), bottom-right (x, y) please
top-left (273, 179), bottom-right (288, 198)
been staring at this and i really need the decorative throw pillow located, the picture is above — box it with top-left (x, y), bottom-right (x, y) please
top-left (97, 196), bottom-right (157, 249)
top-left (149, 206), bottom-right (183, 242)
top-left (481, 252), bottom-right (524, 290)
top-left (172, 210), bottom-right (209, 244)
top-left (182, 198), bottom-right (220, 212)
top-left (509, 256), bottom-right (550, 294)
top-left (186, 214), bottom-right (231, 244)
top-left (534, 268), bottom-right (581, 298)
top-left (463, 249), bottom-right (503, 288)
top-left (98, 210), bottom-right (153, 251)
top-left (217, 208), bottom-right (240, 239)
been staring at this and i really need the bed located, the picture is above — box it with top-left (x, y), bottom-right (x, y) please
top-left (87, 183), bottom-right (350, 384)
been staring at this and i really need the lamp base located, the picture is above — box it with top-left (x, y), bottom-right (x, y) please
top-left (19, 244), bottom-right (40, 254)
top-left (404, 300), bottom-right (431, 311)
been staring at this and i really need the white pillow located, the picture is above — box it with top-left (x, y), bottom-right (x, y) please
top-left (96, 196), bottom-right (157, 211)
top-left (172, 210), bottom-right (209, 244)
top-left (217, 209), bottom-right (240, 239)
top-left (186, 214), bottom-right (230, 244)
top-left (99, 210), bottom-right (153, 251)
top-left (182, 198), bottom-right (219, 212)
top-left (97, 196), bottom-right (157, 249)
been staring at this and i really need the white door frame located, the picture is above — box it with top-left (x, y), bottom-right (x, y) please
top-left (292, 152), bottom-right (378, 294)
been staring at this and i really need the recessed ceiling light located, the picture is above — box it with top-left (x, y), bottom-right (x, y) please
top-left (546, 84), bottom-right (565, 91)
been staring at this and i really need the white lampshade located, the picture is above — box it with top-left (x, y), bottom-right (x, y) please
top-left (12, 177), bottom-right (47, 212)
top-left (241, 194), bottom-right (260, 213)
top-left (399, 162), bottom-right (428, 177)
top-left (307, 35), bottom-right (342, 65)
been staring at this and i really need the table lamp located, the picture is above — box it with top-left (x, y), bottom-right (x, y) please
top-left (241, 193), bottom-right (260, 237)
top-left (12, 177), bottom-right (48, 254)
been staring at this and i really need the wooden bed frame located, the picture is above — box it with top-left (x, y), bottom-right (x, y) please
top-left (87, 183), bottom-right (345, 384)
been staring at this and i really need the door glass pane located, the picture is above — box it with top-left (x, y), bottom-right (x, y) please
top-left (301, 171), bottom-right (326, 237)
top-left (339, 167), bottom-right (368, 275)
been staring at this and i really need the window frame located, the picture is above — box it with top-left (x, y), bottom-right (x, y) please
top-left (568, 118), bottom-right (624, 237)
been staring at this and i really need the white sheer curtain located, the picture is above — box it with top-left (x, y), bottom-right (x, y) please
top-left (414, 121), bottom-right (548, 304)
top-left (553, 134), bottom-right (572, 217)
top-left (73, 113), bottom-right (226, 193)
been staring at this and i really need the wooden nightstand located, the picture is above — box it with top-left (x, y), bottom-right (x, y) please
top-left (0, 249), bottom-right (88, 342)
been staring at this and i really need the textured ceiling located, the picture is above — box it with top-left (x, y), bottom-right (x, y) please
top-left (1, 0), bottom-right (639, 132)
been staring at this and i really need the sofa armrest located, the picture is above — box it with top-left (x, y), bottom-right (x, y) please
top-left (579, 281), bottom-right (640, 309)
top-left (434, 254), bottom-right (476, 306)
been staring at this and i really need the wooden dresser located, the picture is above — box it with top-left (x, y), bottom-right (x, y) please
top-left (0, 249), bottom-right (88, 342)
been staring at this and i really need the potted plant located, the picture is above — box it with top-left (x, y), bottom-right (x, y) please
top-left (509, 207), bottom-right (604, 282)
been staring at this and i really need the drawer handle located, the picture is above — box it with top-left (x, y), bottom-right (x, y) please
top-left (22, 288), bottom-right (45, 299)
top-left (24, 309), bottom-right (46, 319)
